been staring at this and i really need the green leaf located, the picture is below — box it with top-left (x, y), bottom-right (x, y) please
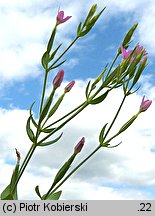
top-left (86, 7), bottom-right (106, 31)
top-left (119, 114), bottom-right (138, 134)
top-left (35, 185), bottom-right (42, 199)
top-left (79, 7), bottom-right (106, 37)
top-left (39, 90), bottom-right (55, 123)
top-left (47, 94), bottom-right (65, 119)
top-left (132, 56), bottom-right (147, 87)
top-left (99, 123), bottom-right (108, 144)
top-left (89, 90), bottom-right (109, 105)
top-left (126, 51), bottom-right (144, 76)
top-left (103, 65), bottom-right (121, 87)
top-left (78, 29), bottom-right (90, 37)
top-left (83, 4), bottom-right (97, 27)
top-left (29, 102), bottom-right (38, 128)
top-left (38, 132), bottom-right (63, 147)
top-left (47, 59), bottom-right (66, 72)
top-left (41, 51), bottom-right (50, 69)
top-left (49, 43), bottom-right (62, 61)
top-left (42, 191), bottom-right (62, 200)
top-left (77, 22), bottom-right (82, 36)
top-left (100, 142), bottom-right (110, 147)
top-left (107, 141), bottom-right (122, 148)
top-left (47, 191), bottom-right (62, 200)
top-left (0, 185), bottom-right (14, 200)
top-left (92, 67), bottom-right (107, 89)
top-left (1, 157), bottom-right (19, 200)
top-left (26, 116), bottom-right (35, 142)
top-left (52, 154), bottom-right (76, 187)
top-left (122, 23), bottom-right (138, 47)
top-left (85, 80), bottom-right (91, 99)
top-left (129, 66), bottom-right (137, 79)
top-left (40, 127), bottom-right (55, 133)
top-left (47, 26), bottom-right (57, 53)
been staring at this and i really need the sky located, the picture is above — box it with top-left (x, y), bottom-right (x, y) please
top-left (0, 0), bottom-right (155, 200)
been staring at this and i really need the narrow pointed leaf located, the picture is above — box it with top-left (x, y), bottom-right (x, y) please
top-left (47, 26), bottom-right (57, 53)
top-left (107, 141), bottom-right (122, 148)
top-left (49, 43), bottom-right (62, 61)
top-left (126, 50), bottom-right (144, 75)
top-left (86, 7), bottom-right (106, 30)
top-left (35, 185), bottom-right (42, 199)
top-left (77, 22), bottom-right (82, 36)
top-left (1, 158), bottom-right (19, 200)
top-left (85, 80), bottom-right (91, 99)
top-left (0, 185), bottom-right (14, 200)
top-left (132, 56), bottom-right (147, 87)
top-left (48, 94), bottom-right (65, 119)
top-left (47, 60), bottom-right (66, 72)
top-left (79, 7), bottom-right (106, 37)
top-left (26, 116), bottom-right (35, 142)
top-left (103, 65), bottom-right (120, 87)
top-left (52, 154), bottom-right (76, 187)
top-left (42, 190), bottom-right (62, 200)
top-left (29, 102), bottom-right (38, 128)
top-left (47, 191), bottom-right (62, 200)
top-left (41, 51), bottom-right (50, 69)
top-left (39, 90), bottom-right (55, 123)
top-left (99, 123), bottom-right (108, 144)
top-left (40, 127), bottom-right (56, 133)
top-left (122, 23), bottom-right (138, 47)
top-left (119, 114), bottom-right (138, 134)
top-left (38, 132), bottom-right (63, 147)
top-left (83, 4), bottom-right (97, 27)
top-left (90, 90), bottom-right (109, 105)
top-left (92, 67), bottom-right (107, 89)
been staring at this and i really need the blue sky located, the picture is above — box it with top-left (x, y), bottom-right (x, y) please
top-left (0, 0), bottom-right (155, 200)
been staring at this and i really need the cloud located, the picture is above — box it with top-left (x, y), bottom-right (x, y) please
top-left (0, 77), bottom-right (155, 199)
top-left (0, 0), bottom-right (155, 85)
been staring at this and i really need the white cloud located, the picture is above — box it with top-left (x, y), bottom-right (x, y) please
top-left (0, 77), bottom-right (155, 199)
top-left (0, 0), bottom-right (155, 84)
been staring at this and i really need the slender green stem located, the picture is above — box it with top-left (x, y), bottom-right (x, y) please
top-left (38, 101), bottom-right (89, 145)
top-left (45, 101), bottom-right (86, 129)
top-left (43, 95), bottom-right (126, 198)
top-left (39, 70), bottom-right (48, 115)
top-left (43, 145), bottom-right (101, 199)
top-left (103, 94), bottom-right (127, 141)
top-left (13, 144), bottom-right (37, 193)
top-left (47, 36), bottom-right (79, 72)
top-left (106, 53), bottom-right (120, 77)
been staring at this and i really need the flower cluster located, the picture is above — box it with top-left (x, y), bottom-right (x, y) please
top-left (121, 44), bottom-right (148, 62)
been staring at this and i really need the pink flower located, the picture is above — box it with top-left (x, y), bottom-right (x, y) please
top-left (53, 69), bottom-right (64, 89)
top-left (121, 45), bottom-right (134, 62)
top-left (56, 10), bottom-right (72, 24)
top-left (64, 80), bottom-right (75, 92)
top-left (139, 96), bottom-right (152, 112)
top-left (74, 137), bottom-right (85, 154)
top-left (121, 44), bottom-right (148, 63)
top-left (136, 44), bottom-right (148, 56)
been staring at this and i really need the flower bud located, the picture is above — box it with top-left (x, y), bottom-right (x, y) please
top-left (136, 44), bottom-right (148, 56)
top-left (64, 81), bottom-right (75, 92)
top-left (56, 10), bottom-right (72, 25)
top-left (139, 96), bottom-right (152, 112)
top-left (53, 69), bottom-right (64, 89)
top-left (15, 148), bottom-right (21, 162)
top-left (122, 23), bottom-right (138, 46)
top-left (121, 45), bottom-right (134, 62)
top-left (74, 137), bottom-right (85, 154)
